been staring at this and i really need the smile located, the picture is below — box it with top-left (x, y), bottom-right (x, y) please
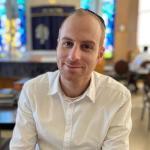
top-left (65, 63), bottom-right (82, 69)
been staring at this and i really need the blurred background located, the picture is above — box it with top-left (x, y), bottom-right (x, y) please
top-left (0, 0), bottom-right (150, 149)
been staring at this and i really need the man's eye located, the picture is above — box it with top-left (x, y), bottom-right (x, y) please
top-left (81, 44), bottom-right (94, 51)
top-left (62, 41), bottom-right (73, 48)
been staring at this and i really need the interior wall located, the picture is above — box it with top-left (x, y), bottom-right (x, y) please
top-left (27, 0), bottom-right (80, 7)
top-left (114, 0), bottom-right (139, 62)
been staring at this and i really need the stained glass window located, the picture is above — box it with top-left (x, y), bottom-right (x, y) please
top-left (81, 0), bottom-right (115, 59)
top-left (0, 0), bottom-right (26, 58)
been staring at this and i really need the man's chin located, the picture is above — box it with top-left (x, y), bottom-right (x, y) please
top-left (61, 70), bottom-right (82, 81)
top-left (64, 66), bottom-right (83, 74)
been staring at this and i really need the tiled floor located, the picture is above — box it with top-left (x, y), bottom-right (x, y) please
top-left (1, 89), bottom-right (150, 150)
top-left (130, 91), bottom-right (150, 150)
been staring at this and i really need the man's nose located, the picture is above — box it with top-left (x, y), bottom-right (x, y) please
top-left (68, 45), bottom-right (81, 61)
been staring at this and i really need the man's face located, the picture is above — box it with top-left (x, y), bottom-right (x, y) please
top-left (57, 14), bottom-right (104, 82)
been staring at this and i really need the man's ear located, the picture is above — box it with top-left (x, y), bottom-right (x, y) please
top-left (97, 46), bottom-right (105, 62)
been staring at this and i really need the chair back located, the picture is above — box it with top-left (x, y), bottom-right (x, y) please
top-left (141, 60), bottom-right (150, 68)
top-left (114, 60), bottom-right (129, 76)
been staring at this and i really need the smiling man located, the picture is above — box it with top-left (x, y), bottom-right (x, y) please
top-left (10, 9), bottom-right (132, 150)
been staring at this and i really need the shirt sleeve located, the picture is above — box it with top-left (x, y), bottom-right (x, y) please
top-left (9, 83), bottom-right (37, 150)
top-left (102, 91), bottom-right (132, 150)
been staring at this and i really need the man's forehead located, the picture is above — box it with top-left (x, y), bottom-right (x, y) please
top-left (58, 12), bottom-right (103, 45)
top-left (61, 13), bottom-right (101, 32)
top-left (58, 9), bottom-right (105, 46)
top-left (61, 12), bottom-right (99, 27)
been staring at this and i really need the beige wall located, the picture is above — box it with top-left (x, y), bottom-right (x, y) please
top-left (114, 0), bottom-right (139, 62)
top-left (27, 0), bottom-right (80, 7)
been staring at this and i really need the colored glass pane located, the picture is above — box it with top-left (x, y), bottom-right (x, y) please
top-left (0, 0), bottom-right (26, 58)
top-left (17, 0), bottom-right (25, 4)
top-left (0, 0), bottom-right (6, 4)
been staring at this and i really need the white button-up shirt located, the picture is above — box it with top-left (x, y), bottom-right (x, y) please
top-left (10, 70), bottom-right (132, 150)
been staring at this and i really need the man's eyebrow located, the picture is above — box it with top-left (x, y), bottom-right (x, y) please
top-left (61, 37), bottom-right (73, 41)
top-left (82, 40), bottom-right (94, 43)
top-left (61, 37), bottom-right (96, 45)
top-left (82, 40), bottom-right (95, 45)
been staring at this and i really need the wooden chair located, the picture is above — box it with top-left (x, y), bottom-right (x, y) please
top-left (114, 60), bottom-right (129, 86)
top-left (141, 60), bottom-right (150, 68)
top-left (141, 61), bottom-right (150, 130)
top-left (0, 138), bottom-right (10, 150)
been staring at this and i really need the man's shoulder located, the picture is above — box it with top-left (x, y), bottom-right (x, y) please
top-left (23, 70), bottom-right (59, 90)
top-left (93, 72), bottom-right (131, 106)
top-left (93, 71), bottom-right (130, 96)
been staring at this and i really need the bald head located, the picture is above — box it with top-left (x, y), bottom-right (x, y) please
top-left (58, 8), bottom-right (106, 46)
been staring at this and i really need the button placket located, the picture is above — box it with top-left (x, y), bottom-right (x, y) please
top-left (63, 103), bottom-right (74, 150)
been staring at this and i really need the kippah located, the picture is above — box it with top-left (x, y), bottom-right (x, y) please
top-left (84, 9), bottom-right (106, 29)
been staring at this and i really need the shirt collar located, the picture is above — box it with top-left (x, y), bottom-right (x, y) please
top-left (48, 70), bottom-right (60, 95)
top-left (48, 71), bottom-right (96, 103)
top-left (85, 72), bottom-right (96, 103)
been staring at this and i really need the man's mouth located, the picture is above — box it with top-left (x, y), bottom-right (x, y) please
top-left (65, 63), bottom-right (82, 69)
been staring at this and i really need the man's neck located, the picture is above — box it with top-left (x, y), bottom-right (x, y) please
top-left (59, 76), bottom-right (91, 98)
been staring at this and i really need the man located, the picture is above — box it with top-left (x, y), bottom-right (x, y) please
top-left (130, 46), bottom-right (150, 72)
top-left (10, 9), bottom-right (132, 150)
top-left (129, 46), bottom-right (150, 92)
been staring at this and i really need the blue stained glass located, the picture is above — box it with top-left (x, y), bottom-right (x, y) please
top-left (101, 0), bottom-right (115, 59)
top-left (0, 0), bottom-right (6, 4)
top-left (0, 5), bottom-right (6, 15)
top-left (81, 0), bottom-right (93, 9)
top-left (0, 0), bottom-right (26, 58)
top-left (17, 0), bottom-right (25, 5)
